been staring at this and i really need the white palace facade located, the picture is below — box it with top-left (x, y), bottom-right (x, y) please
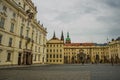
top-left (0, 0), bottom-right (47, 65)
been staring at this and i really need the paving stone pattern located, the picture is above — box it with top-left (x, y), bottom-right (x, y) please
top-left (0, 64), bottom-right (120, 80)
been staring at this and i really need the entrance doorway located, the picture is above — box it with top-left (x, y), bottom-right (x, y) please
top-left (18, 53), bottom-right (22, 65)
top-left (22, 50), bottom-right (32, 65)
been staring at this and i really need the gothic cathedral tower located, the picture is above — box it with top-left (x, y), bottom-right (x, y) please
top-left (61, 31), bottom-right (64, 42)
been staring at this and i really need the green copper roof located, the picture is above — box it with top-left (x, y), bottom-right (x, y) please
top-left (66, 37), bottom-right (71, 41)
top-left (66, 32), bottom-right (71, 41)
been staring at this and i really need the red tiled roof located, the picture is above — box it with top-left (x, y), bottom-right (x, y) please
top-left (64, 43), bottom-right (94, 46)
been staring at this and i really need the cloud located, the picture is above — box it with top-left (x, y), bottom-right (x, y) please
top-left (99, 0), bottom-right (120, 8)
top-left (95, 0), bottom-right (120, 37)
top-left (32, 0), bottom-right (120, 43)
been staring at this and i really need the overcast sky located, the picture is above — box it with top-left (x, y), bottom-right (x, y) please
top-left (32, 0), bottom-right (120, 43)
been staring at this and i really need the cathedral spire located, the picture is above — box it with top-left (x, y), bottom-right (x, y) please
top-left (53, 31), bottom-right (56, 39)
top-left (61, 31), bottom-right (64, 41)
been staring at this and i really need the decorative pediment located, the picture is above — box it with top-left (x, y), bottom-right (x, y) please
top-left (26, 9), bottom-right (34, 19)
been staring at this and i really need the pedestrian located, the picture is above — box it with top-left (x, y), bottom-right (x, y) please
top-left (82, 60), bottom-right (84, 65)
top-left (111, 57), bottom-right (114, 66)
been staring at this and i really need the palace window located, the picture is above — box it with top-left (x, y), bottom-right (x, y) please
top-left (10, 23), bottom-right (14, 32)
top-left (53, 54), bottom-right (55, 58)
top-left (60, 49), bottom-right (62, 52)
top-left (50, 49), bottom-right (52, 52)
top-left (20, 26), bottom-right (23, 36)
top-left (13, 12), bottom-right (16, 18)
top-left (35, 46), bottom-right (37, 52)
top-left (19, 41), bottom-right (22, 49)
top-left (3, 6), bottom-right (7, 12)
top-left (60, 54), bottom-right (62, 58)
top-left (38, 47), bottom-right (40, 53)
top-left (0, 49), bottom-right (2, 62)
top-left (47, 49), bottom-right (48, 52)
top-left (56, 54), bottom-right (58, 58)
top-left (32, 30), bottom-right (34, 39)
top-left (34, 54), bottom-right (37, 61)
top-left (26, 30), bottom-right (29, 38)
top-left (46, 54), bottom-right (48, 58)
top-left (0, 17), bottom-right (5, 28)
top-left (36, 31), bottom-right (38, 43)
top-left (7, 53), bottom-right (11, 61)
top-left (22, 18), bottom-right (25, 23)
top-left (56, 49), bottom-right (58, 52)
top-left (39, 34), bottom-right (41, 44)
top-left (8, 38), bottom-right (12, 47)
top-left (23, 3), bottom-right (26, 10)
top-left (60, 60), bottom-right (62, 62)
top-left (38, 54), bottom-right (40, 61)
top-left (50, 54), bottom-right (52, 58)
top-left (53, 49), bottom-right (55, 52)
top-left (0, 35), bottom-right (2, 44)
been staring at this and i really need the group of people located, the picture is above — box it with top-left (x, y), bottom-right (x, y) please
top-left (111, 56), bottom-right (120, 66)
top-left (65, 53), bottom-right (120, 65)
top-left (76, 55), bottom-right (119, 66)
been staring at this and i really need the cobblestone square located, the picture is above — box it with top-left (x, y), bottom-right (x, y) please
top-left (0, 64), bottom-right (120, 80)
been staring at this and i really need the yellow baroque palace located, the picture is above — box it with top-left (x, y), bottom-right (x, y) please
top-left (0, 0), bottom-right (47, 65)
top-left (46, 32), bottom-right (120, 64)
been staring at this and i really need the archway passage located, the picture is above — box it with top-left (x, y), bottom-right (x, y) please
top-left (95, 54), bottom-right (99, 64)
top-left (86, 55), bottom-right (90, 63)
top-left (77, 52), bottom-right (86, 64)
